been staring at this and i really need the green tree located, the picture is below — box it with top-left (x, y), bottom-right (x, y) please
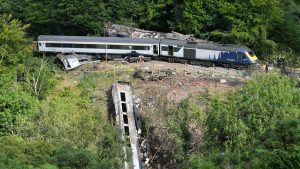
top-left (23, 0), bottom-right (111, 36)
top-left (201, 74), bottom-right (300, 168)
top-left (0, 74), bottom-right (38, 135)
top-left (206, 74), bottom-right (300, 153)
top-left (0, 14), bottom-right (30, 72)
top-left (23, 57), bottom-right (58, 99)
top-left (139, 0), bottom-right (175, 32)
top-left (251, 118), bottom-right (300, 169)
top-left (172, 0), bottom-right (282, 59)
top-left (270, 0), bottom-right (300, 61)
top-left (0, 0), bottom-right (26, 19)
top-left (0, 136), bottom-right (59, 168)
top-left (107, 0), bottom-right (141, 27)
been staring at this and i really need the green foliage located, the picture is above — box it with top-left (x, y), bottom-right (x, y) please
top-left (199, 74), bottom-right (300, 168)
top-left (23, 57), bottom-right (58, 99)
top-left (175, 1), bottom-right (213, 36)
top-left (0, 136), bottom-right (58, 169)
top-left (107, 0), bottom-right (141, 27)
top-left (165, 95), bottom-right (205, 162)
top-left (0, 14), bottom-right (30, 72)
top-left (251, 118), bottom-right (300, 169)
top-left (20, 0), bottom-right (144, 36)
top-left (0, 0), bottom-right (26, 19)
top-left (173, 0), bottom-right (282, 59)
top-left (31, 86), bottom-right (105, 147)
top-left (270, 0), bottom-right (300, 56)
top-left (182, 155), bottom-right (216, 169)
top-left (206, 74), bottom-right (300, 153)
top-left (53, 145), bottom-right (92, 169)
top-left (139, 0), bottom-right (174, 31)
top-left (0, 73), bottom-right (39, 135)
top-left (96, 128), bottom-right (123, 169)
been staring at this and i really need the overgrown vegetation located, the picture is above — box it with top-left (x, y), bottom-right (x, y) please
top-left (182, 74), bottom-right (300, 168)
top-left (0, 15), bottom-right (127, 168)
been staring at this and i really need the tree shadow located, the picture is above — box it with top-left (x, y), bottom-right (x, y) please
top-left (106, 87), bottom-right (115, 124)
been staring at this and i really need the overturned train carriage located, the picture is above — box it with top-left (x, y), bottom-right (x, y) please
top-left (111, 81), bottom-right (142, 169)
top-left (38, 35), bottom-right (258, 67)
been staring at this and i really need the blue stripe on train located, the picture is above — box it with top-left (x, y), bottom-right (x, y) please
top-left (214, 52), bottom-right (252, 65)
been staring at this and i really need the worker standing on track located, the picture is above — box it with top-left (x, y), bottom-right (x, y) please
top-left (265, 63), bottom-right (269, 73)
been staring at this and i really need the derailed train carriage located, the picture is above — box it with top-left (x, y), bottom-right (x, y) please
top-left (38, 35), bottom-right (258, 68)
top-left (159, 39), bottom-right (258, 67)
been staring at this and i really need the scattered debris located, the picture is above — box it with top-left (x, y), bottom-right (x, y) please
top-left (105, 23), bottom-right (211, 42)
top-left (126, 55), bottom-right (151, 63)
top-left (220, 79), bottom-right (227, 84)
top-left (133, 68), bottom-right (177, 81)
top-left (57, 53), bottom-right (100, 70)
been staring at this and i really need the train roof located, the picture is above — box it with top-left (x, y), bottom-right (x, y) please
top-left (39, 35), bottom-right (252, 52)
top-left (197, 43), bottom-right (251, 52)
top-left (160, 39), bottom-right (251, 52)
top-left (38, 35), bottom-right (161, 44)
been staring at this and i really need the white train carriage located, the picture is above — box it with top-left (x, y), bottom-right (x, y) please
top-left (38, 35), bottom-right (160, 57)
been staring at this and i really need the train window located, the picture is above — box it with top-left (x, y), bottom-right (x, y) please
top-left (120, 92), bottom-right (126, 101)
top-left (45, 43), bottom-right (105, 49)
top-left (124, 126), bottom-right (129, 136)
top-left (108, 45), bottom-right (130, 50)
top-left (132, 46), bottom-right (150, 50)
top-left (161, 46), bottom-right (168, 51)
top-left (38, 43), bottom-right (41, 47)
top-left (123, 114), bottom-right (128, 124)
top-left (95, 45), bottom-right (105, 49)
top-left (248, 51), bottom-right (255, 56)
top-left (74, 44), bottom-right (85, 48)
top-left (122, 103), bottom-right (127, 112)
top-left (62, 44), bottom-right (73, 48)
top-left (86, 44), bottom-right (96, 48)
top-left (46, 43), bottom-right (62, 47)
top-left (174, 47), bottom-right (181, 52)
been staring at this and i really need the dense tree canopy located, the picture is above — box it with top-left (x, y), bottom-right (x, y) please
top-left (186, 74), bottom-right (300, 168)
top-left (0, 14), bottom-right (30, 72)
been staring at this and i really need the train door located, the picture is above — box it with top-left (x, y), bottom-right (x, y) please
top-left (153, 45), bottom-right (158, 56)
top-left (168, 46), bottom-right (173, 56)
top-left (237, 52), bottom-right (243, 63)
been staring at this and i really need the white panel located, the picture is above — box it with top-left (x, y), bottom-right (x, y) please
top-left (173, 47), bottom-right (184, 58)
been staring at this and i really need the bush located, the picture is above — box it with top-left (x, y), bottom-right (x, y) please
top-left (200, 74), bottom-right (300, 168)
